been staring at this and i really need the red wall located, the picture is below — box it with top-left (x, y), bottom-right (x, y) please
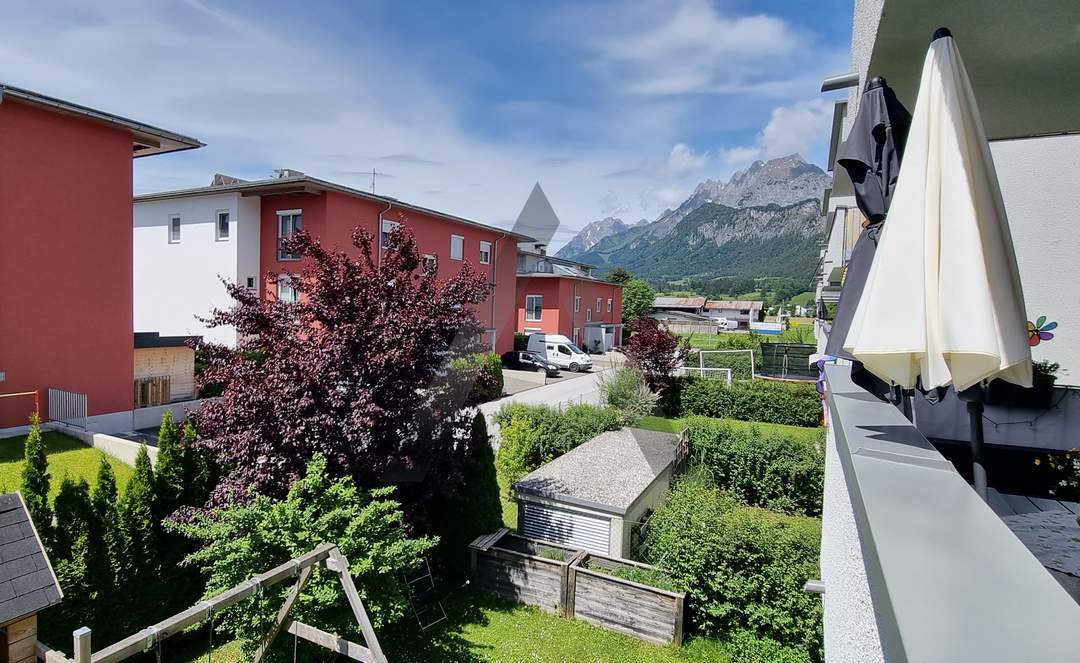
top-left (515, 276), bottom-right (623, 347)
top-left (0, 100), bottom-right (135, 427)
top-left (260, 191), bottom-right (518, 353)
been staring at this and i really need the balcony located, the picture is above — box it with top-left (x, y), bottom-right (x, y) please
top-left (820, 364), bottom-right (1080, 662)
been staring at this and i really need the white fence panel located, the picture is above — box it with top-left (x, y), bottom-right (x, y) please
top-left (48, 388), bottom-right (87, 429)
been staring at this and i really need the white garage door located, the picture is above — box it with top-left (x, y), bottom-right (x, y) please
top-left (520, 502), bottom-right (611, 555)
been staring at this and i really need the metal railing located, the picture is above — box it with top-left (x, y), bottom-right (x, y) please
top-left (48, 388), bottom-right (87, 429)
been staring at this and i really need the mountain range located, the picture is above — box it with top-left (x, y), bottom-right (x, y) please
top-left (556, 154), bottom-right (830, 284)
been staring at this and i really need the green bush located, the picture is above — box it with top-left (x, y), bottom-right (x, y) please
top-left (687, 417), bottom-right (823, 516)
top-left (450, 352), bottom-right (504, 404)
top-left (169, 454), bottom-right (435, 658)
top-left (725, 629), bottom-right (814, 663)
top-left (598, 367), bottom-right (659, 425)
top-left (494, 403), bottom-right (621, 490)
top-left (646, 471), bottom-right (822, 660)
top-left (667, 377), bottom-right (822, 428)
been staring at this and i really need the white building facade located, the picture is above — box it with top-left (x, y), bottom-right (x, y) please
top-left (134, 191), bottom-right (261, 346)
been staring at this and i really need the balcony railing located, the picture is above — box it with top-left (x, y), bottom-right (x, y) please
top-left (821, 364), bottom-right (1080, 663)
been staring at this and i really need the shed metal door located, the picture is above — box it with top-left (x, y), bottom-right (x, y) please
top-left (520, 502), bottom-right (611, 555)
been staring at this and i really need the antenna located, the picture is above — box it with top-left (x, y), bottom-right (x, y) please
top-left (372, 167), bottom-right (376, 194)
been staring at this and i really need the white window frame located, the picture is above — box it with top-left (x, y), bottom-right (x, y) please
top-left (525, 294), bottom-right (543, 322)
top-left (607, 298), bottom-right (613, 313)
top-left (381, 219), bottom-right (400, 249)
top-left (574, 296), bottom-right (581, 313)
top-left (215, 209), bottom-right (230, 241)
top-left (479, 240), bottom-right (491, 265)
top-left (245, 277), bottom-right (256, 290)
top-left (450, 234), bottom-right (464, 261)
top-left (277, 209), bottom-right (303, 261)
top-left (168, 215), bottom-right (181, 244)
top-left (596, 298), bottom-right (602, 313)
top-left (422, 253), bottom-right (437, 270)
top-left (586, 309), bottom-right (592, 322)
top-left (276, 274), bottom-right (300, 304)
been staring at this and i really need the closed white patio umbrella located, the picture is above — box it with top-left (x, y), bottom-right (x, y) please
top-left (842, 27), bottom-right (1032, 499)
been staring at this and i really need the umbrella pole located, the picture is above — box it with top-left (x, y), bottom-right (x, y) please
top-left (959, 385), bottom-right (988, 501)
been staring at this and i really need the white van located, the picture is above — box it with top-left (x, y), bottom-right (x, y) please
top-left (715, 317), bottom-right (739, 331)
top-left (527, 334), bottom-right (593, 372)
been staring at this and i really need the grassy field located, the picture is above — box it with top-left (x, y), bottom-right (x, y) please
top-left (0, 431), bottom-right (133, 497)
top-left (635, 415), bottom-right (823, 442)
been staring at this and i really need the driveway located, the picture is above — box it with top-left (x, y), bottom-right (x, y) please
top-left (480, 367), bottom-right (613, 444)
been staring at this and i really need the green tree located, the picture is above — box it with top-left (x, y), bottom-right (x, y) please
top-left (180, 419), bottom-right (210, 506)
top-left (52, 476), bottom-right (92, 561)
top-left (117, 445), bottom-right (161, 627)
top-left (54, 532), bottom-right (94, 629)
top-left (20, 413), bottom-right (52, 544)
top-left (622, 278), bottom-right (656, 325)
top-left (154, 411), bottom-right (184, 519)
top-left (168, 454), bottom-right (435, 659)
top-left (606, 267), bottom-right (633, 284)
top-left (89, 456), bottom-right (122, 640)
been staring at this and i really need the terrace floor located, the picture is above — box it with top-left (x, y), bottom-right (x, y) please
top-left (987, 488), bottom-right (1080, 604)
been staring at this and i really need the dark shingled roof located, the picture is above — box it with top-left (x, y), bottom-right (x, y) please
top-left (0, 493), bottom-right (62, 624)
top-left (134, 331), bottom-right (200, 349)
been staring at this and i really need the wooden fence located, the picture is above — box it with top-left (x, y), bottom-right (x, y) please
top-left (469, 529), bottom-right (583, 615)
top-left (469, 530), bottom-right (685, 645)
top-left (569, 554), bottom-right (685, 646)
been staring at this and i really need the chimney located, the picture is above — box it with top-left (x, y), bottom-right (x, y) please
top-left (273, 168), bottom-right (305, 179)
top-left (210, 173), bottom-right (246, 187)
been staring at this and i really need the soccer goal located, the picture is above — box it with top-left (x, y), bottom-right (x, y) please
top-left (697, 348), bottom-right (756, 381)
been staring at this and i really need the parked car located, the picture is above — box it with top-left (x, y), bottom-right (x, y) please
top-left (501, 351), bottom-right (560, 377)
top-left (526, 334), bottom-right (593, 372)
top-left (715, 317), bottom-right (739, 330)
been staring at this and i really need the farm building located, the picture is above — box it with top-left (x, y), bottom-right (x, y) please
top-left (514, 428), bottom-right (683, 557)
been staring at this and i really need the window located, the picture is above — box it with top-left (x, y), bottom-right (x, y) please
top-left (557, 345), bottom-right (571, 356)
top-left (276, 275), bottom-right (300, 303)
top-left (525, 295), bottom-right (543, 321)
top-left (246, 277), bottom-right (255, 289)
top-left (574, 296), bottom-right (581, 313)
top-left (277, 210), bottom-right (302, 260)
top-left (479, 240), bottom-right (491, 264)
top-left (607, 298), bottom-right (612, 313)
top-left (168, 215), bottom-right (181, 243)
top-left (450, 234), bottom-right (464, 261)
top-left (596, 298), bottom-right (602, 313)
top-left (586, 309), bottom-right (592, 322)
top-left (216, 210), bottom-right (230, 240)
top-left (381, 219), bottom-right (400, 249)
top-left (422, 254), bottom-right (437, 270)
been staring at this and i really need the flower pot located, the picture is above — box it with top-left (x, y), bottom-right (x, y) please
top-left (986, 374), bottom-right (1057, 409)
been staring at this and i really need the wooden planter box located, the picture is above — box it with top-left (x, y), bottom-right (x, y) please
top-left (569, 553), bottom-right (686, 646)
top-left (469, 529), bottom-right (584, 614)
top-left (986, 375), bottom-right (1057, 409)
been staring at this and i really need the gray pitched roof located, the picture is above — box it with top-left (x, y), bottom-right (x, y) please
top-left (0, 493), bottom-right (62, 624)
top-left (514, 428), bottom-right (679, 515)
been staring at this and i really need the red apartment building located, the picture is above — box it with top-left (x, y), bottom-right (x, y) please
top-left (0, 84), bottom-right (202, 431)
top-left (133, 172), bottom-right (532, 354)
top-left (516, 247), bottom-right (623, 351)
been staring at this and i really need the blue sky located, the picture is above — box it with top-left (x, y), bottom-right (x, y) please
top-left (0, 0), bottom-right (852, 248)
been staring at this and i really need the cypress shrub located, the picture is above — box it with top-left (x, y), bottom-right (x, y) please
top-left (688, 417), bottom-right (824, 516)
top-left (117, 445), bottom-right (161, 627)
top-left (20, 413), bottom-right (53, 544)
top-left (154, 411), bottom-right (184, 519)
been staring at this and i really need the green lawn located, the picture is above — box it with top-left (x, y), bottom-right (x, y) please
top-left (497, 473), bottom-right (517, 530)
top-left (170, 593), bottom-right (730, 663)
top-left (0, 431), bottom-right (134, 497)
top-left (635, 415), bottom-right (823, 442)
top-left (789, 291), bottom-right (816, 307)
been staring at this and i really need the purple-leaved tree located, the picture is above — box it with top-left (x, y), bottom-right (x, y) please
top-left (192, 226), bottom-right (492, 520)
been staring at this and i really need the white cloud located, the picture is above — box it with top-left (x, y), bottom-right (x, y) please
top-left (582, 0), bottom-right (808, 97)
top-left (667, 142), bottom-right (708, 177)
top-left (719, 98), bottom-right (833, 169)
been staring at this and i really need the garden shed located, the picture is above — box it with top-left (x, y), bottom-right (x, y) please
top-left (0, 492), bottom-right (61, 663)
top-left (515, 428), bottom-right (682, 557)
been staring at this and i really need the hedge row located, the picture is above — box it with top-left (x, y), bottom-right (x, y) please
top-left (646, 471), bottom-right (823, 662)
top-left (664, 376), bottom-right (822, 428)
top-left (494, 403), bottom-right (621, 490)
top-left (687, 417), bottom-right (824, 516)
